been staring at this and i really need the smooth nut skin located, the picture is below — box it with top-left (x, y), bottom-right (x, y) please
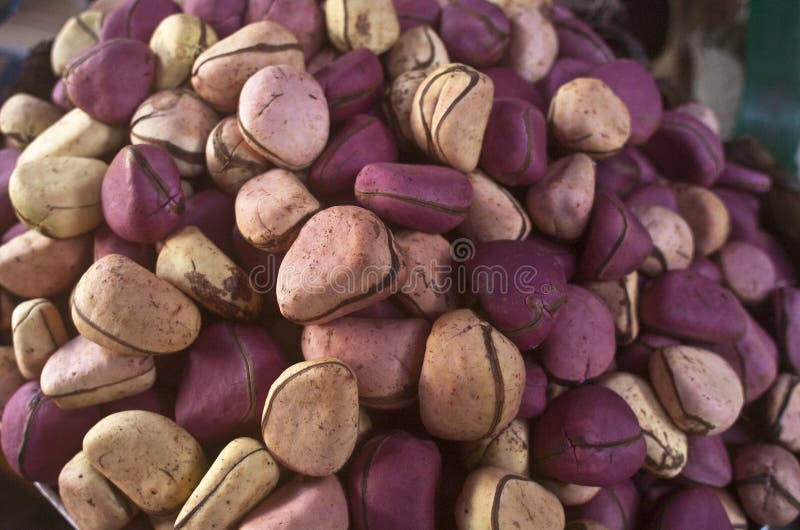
top-left (310, 114), bottom-right (398, 194)
top-left (584, 271), bottom-right (640, 345)
top-left (538, 57), bottom-right (590, 104)
top-left (459, 170), bottom-right (531, 243)
top-left (184, 0), bottom-right (245, 38)
top-left (302, 317), bottom-right (429, 409)
top-left (0, 346), bottom-right (25, 412)
top-left (764, 373), bottom-right (800, 451)
top-left (11, 299), bottom-right (69, 379)
top-left (531, 385), bottom-right (646, 487)
top-left (0, 230), bottom-right (92, 298)
top-left (1, 381), bottom-right (101, 483)
top-left (10, 156), bottom-right (107, 239)
top-left (480, 97), bottom-right (547, 186)
top-left (494, 0), bottom-right (558, 83)
top-left (384, 70), bottom-right (428, 148)
top-left (307, 47), bottom-right (338, 74)
top-left (411, 63), bottom-right (494, 172)
top-left (238, 65), bottom-right (329, 171)
top-left (245, 0), bottom-right (325, 59)
top-left (718, 161), bottom-right (772, 194)
top-left (483, 66), bottom-right (545, 109)
top-left (102, 144), bottom-right (184, 244)
top-left (17, 108), bottom-right (125, 165)
top-left (325, 0), bottom-right (400, 55)
top-left (235, 169), bottom-right (320, 252)
top-left (175, 322), bottom-right (288, 444)
top-left (649, 345), bottom-right (744, 436)
top-left (598, 372), bottom-right (688, 478)
top-left (348, 432), bottom-right (441, 530)
top-left (99, 0), bottom-right (181, 42)
top-left (539, 480), bottom-right (600, 507)
top-left (59, 452), bottom-right (137, 530)
top-left (130, 89), bottom-right (220, 178)
top-left (526, 153), bottom-right (595, 240)
top-left (440, 0), bottom-right (510, 68)
top-left (394, 0), bottom-right (441, 31)
top-left (419, 309), bottom-right (525, 441)
top-left (72, 254), bottom-right (202, 356)
top-left (276, 206), bottom-right (406, 325)
top-left (687, 255), bottom-right (723, 283)
top-left (548, 77), bottom-right (631, 158)
top-left (632, 205), bottom-right (695, 276)
top-left (64, 38), bottom-right (156, 124)
top-left (157, 225), bottom-right (262, 321)
top-left (314, 48), bottom-right (384, 123)
top-left (239, 475), bottom-right (349, 530)
top-left (675, 102), bottom-right (722, 137)
top-left (718, 240), bottom-right (776, 305)
top-left (386, 25), bottom-right (449, 79)
top-left (83, 410), bottom-right (207, 515)
top-left (50, 10), bottom-right (105, 76)
top-left (680, 435), bottom-right (732, 487)
top-left (206, 116), bottom-right (269, 195)
top-left (733, 443), bottom-right (800, 526)
top-left (461, 418), bottom-right (530, 476)
top-left (644, 486), bottom-right (733, 530)
top-left (149, 13), bottom-right (218, 91)
top-left (555, 14), bottom-right (614, 65)
top-left (566, 479), bottom-right (641, 530)
top-left (175, 437), bottom-right (279, 530)
top-left (455, 466), bottom-right (565, 530)
top-left (595, 148), bottom-right (659, 197)
top-left (518, 359), bottom-right (547, 419)
top-left (191, 20), bottom-right (304, 113)
top-left (775, 287), bottom-right (800, 373)
top-left (261, 358), bottom-right (359, 476)
top-left (712, 488), bottom-right (748, 530)
top-left (0, 94), bottom-right (63, 149)
top-left (171, 189), bottom-right (236, 256)
top-left (393, 230), bottom-right (459, 319)
top-left (673, 184), bottom-right (730, 256)
top-left (40, 336), bottom-right (155, 409)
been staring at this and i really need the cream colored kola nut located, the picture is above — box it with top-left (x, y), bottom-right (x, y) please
top-left (386, 25), bottom-right (449, 80)
top-left (175, 437), bottom-right (279, 530)
top-left (585, 271), bottom-right (640, 345)
top-left (59, 452), bottom-right (137, 530)
top-left (11, 298), bottom-right (69, 379)
top-left (0, 93), bottom-right (63, 149)
top-left (393, 231), bottom-right (459, 320)
top-left (71, 254), bottom-right (201, 356)
top-left (632, 205), bottom-right (694, 276)
top-left (489, 0), bottom-right (558, 83)
top-left (456, 465), bottom-right (566, 530)
top-left (411, 63), bottom-right (494, 172)
top-left (10, 156), bottom-right (106, 239)
top-left (50, 10), bottom-right (105, 75)
top-left (459, 170), bottom-right (532, 243)
top-left (419, 309), bottom-right (525, 441)
top-left (150, 13), bottom-right (218, 91)
top-left (325, 0), bottom-right (401, 55)
top-left (83, 410), bottom-right (207, 515)
top-left (539, 480), bottom-right (601, 507)
top-left (235, 169), bottom-right (321, 252)
top-left (548, 77), bottom-right (632, 159)
top-left (384, 70), bottom-right (428, 147)
top-left (673, 184), bottom-right (731, 256)
top-left (156, 226), bottom-right (262, 322)
top-left (261, 358), bottom-right (359, 476)
top-left (206, 115), bottom-right (269, 195)
top-left (598, 371), bottom-right (688, 478)
top-left (461, 418), bottom-right (530, 476)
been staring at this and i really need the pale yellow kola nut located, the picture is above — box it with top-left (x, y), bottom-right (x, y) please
top-left (411, 63), bottom-right (494, 172)
top-left (83, 411), bottom-right (207, 516)
top-left (632, 205), bottom-right (694, 276)
top-left (539, 479), bottom-right (600, 507)
top-left (71, 254), bottom-right (202, 356)
top-left (459, 170), bottom-right (532, 243)
top-left (0, 346), bottom-right (25, 412)
top-left (50, 10), bottom-right (105, 76)
top-left (11, 298), bottom-right (68, 379)
top-left (548, 77), bottom-right (631, 159)
top-left (384, 69), bottom-right (429, 147)
top-left (419, 309), bottom-right (525, 441)
top-left (261, 358), bottom-right (359, 476)
top-left (150, 13), bottom-right (218, 91)
top-left (488, 0), bottom-right (558, 83)
top-left (325, 0), bottom-right (400, 55)
top-left (0, 94), bottom-right (63, 149)
top-left (584, 271), bottom-right (640, 346)
top-left (673, 184), bottom-right (731, 256)
top-left (59, 452), bottom-right (137, 530)
top-left (455, 466), bottom-right (565, 530)
top-left (461, 418), bottom-right (530, 476)
top-left (9, 156), bottom-right (106, 239)
top-left (386, 25), bottom-right (449, 80)
top-left (18, 108), bottom-right (125, 165)
top-left (175, 437), bottom-right (279, 530)
top-left (598, 371), bottom-right (688, 478)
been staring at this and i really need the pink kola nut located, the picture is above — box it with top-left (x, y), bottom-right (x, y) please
top-left (517, 359), bottom-right (547, 418)
top-left (566, 479), bottom-right (641, 530)
top-left (393, 0), bottom-right (441, 32)
top-left (680, 435), bottom-right (731, 487)
top-left (314, 48), bottom-right (384, 123)
top-left (99, 0), bottom-right (181, 42)
top-left (245, 0), bottom-right (325, 59)
top-left (482, 66), bottom-right (546, 111)
top-left (733, 443), bottom-right (800, 527)
top-left (94, 223), bottom-right (155, 270)
top-left (439, 0), bottom-right (510, 68)
top-left (643, 486), bottom-right (734, 530)
top-left (595, 148), bottom-right (659, 198)
top-left (625, 184), bottom-right (678, 211)
top-left (718, 161), bottom-right (772, 193)
top-left (183, 0), bottom-right (246, 38)
top-left (555, 16), bottom-right (615, 65)
top-left (717, 239), bottom-right (777, 305)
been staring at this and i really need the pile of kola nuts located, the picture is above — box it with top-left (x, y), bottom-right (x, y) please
top-left (0, 0), bottom-right (797, 529)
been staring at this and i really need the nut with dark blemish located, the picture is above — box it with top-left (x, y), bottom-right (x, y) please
top-left (459, 169), bottom-right (531, 243)
top-left (383, 69), bottom-right (429, 148)
top-left (733, 443), bottom-right (800, 527)
top-left (11, 298), bottom-right (69, 379)
top-left (325, 0), bottom-right (400, 55)
top-left (498, 0), bottom-right (558, 83)
top-left (206, 116), bottom-right (269, 196)
top-left (386, 25), bottom-right (449, 79)
top-left (585, 271), bottom-right (639, 346)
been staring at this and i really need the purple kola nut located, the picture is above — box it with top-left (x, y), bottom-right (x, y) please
top-left (555, 15), bottom-right (615, 65)
top-left (51, 79), bottom-right (74, 111)
top-left (538, 285), bottom-right (615, 384)
top-left (644, 486), bottom-right (733, 530)
top-left (466, 239), bottom-right (568, 351)
top-left (393, 0), bottom-right (441, 31)
top-left (481, 66), bottom-right (546, 111)
top-left (183, 0), bottom-right (245, 38)
top-left (100, 0), bottom-right (181, 42)
top-left (64, 39), bottom-right (155, 124)
top-left (479, 97), bottom-right (547, 186)
top-left (245, 0), bottom-right (325, 59)
top-left (101, 144), bottom-right (185, 244)
top-left (774, 287), bottom-right (800, 373)
top-left (518, 358), bottom-right (547, 418)
top-left (94, 223), bottom-right (156, 270)
top-left (439, 0), bottom-right (511, 68)
top-left (712, 187), bottom-right (759, 241)
top-left (686, 255), bottom-right (723, 283)
top-left (0, 381), bottom-right (101, 484)
top-left (580, 190), bottom-right (653, 281)
top-left (175, 322), bottom-right (288, 445)
top-left (719, 161), bottom-right (772, 193)
top-left (589, 59), bottom-right (663, 145)
top-left (314, 48), bottom-right (384, 123)
top-left (528, 235), bottom-right (578, 279)
top-left (566, 479), bottom-right (641, 530)
top-left (347, 431), bottom-right (441, 530)
top-left (733, 443), bottom-right (800, 526)
top-left (537, 57), bottom-right (590, 103)
top-left (531, 385), bottom-right (646, 487)
top-left (354, 163), bottom-right (473, 234)
top-left (674, 102), bottom-right (721, 137)
top-left (0, 147), bottom-right (19, 233)
top-left (310, 115), bottom-right (398, 194)
top-left (625, 184), bottom-right (678, 211)
top-left (745, 229), bottom-right (797, 288)
top-left (595, 148), bottom-right (659, 198)
top-left (102, 387), bottom-right (171, 417)
top-left (717, 240), bottom-right (777, 306)
top-left (680, 435), bottom-right (732, 487)
top-left (640, 270), bottom-right (748, 343)
top-left (644, 110), bottom-right (725, 187)
top-left (616, 333), bottom-right (679, 378)
top-left (169, 189), bottom-right (235, 257)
